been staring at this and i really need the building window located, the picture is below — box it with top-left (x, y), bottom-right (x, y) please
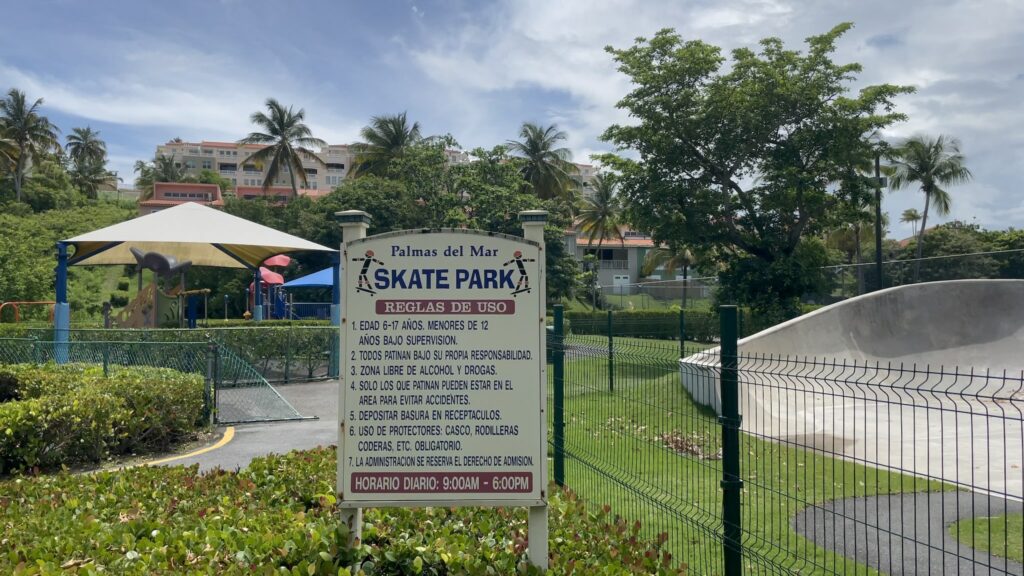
top-left (202, 160), bottom-right (212, 170)
top-left (327, 163), bottom-right (345, 171)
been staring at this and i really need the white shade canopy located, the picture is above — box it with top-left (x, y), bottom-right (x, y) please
top-left (63, 202), bottom-right (335, 269)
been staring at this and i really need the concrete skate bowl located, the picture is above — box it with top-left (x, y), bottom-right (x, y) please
top-left (680, 280), bottom-right (1024, 498)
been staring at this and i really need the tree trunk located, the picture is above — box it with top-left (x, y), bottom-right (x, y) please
top-left (914, 192), bottom-right (931, 282)
top-left (289, 168), bottom-right (298, 200)
top-left (13, 154), bottom-right (24, 201)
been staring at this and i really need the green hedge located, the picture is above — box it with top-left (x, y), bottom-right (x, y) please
top-left (0, 447), bottom-right (682, 574)
top-left (117, 278), bottom-right (131, 291)
top-left (565, 304), bottom-right (825, 342)
top-left (0, 363), bottom-right (204, 475)
top-left (0, 325), bottom-right (337, 383)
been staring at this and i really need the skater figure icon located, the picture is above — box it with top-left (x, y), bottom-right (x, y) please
top-left (504, 250), bottom-right (537, 296)
top-left (352, 250), bottom-right (384, 295)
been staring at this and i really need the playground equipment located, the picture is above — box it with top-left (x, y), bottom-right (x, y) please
top-left (0, 301), bottom-right (55, 323)
top-left (111, 248), bottom-right (195, 328)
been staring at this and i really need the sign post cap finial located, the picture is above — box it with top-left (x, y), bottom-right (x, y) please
top-left (518, 210), bottom-right (549, 224)
top-left (335, 210), bottom-right (372, 225)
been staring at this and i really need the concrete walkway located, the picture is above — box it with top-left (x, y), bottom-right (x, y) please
top-left (167, 380), bottom-right (337, 471)
top-left (793, 491), bottom-right (1023, 575)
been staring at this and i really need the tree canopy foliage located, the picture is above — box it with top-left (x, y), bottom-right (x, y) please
top-left (600, 23), bottom-right (913, 316)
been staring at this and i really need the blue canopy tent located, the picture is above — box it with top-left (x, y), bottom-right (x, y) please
top-left (281, 266), bottom-right (336, 319)
top-left (282, 267), bottom-right (335, 288)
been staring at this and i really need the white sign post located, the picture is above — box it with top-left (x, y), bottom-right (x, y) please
top-left (338, 213), bottom-right (549, 569)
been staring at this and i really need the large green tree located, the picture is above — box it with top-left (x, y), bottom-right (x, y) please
top-left (506, 122), bottom-right (579, 201)
top-left (888, 134), bottom-right (972, 268)
top-left (349, 112), bottom-right (423, 178)
top-left (239, 98), bottom-right (326, 198)
top-left (0, 89), bottom-right (61, 201)
top-left (600, 24), bottom-right (911, 318)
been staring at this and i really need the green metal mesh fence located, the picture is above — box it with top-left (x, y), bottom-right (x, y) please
top-left (549, 307), bottom-right (1024, 575)
top-left (0, 326), bottom-right (339, 384)
top-left (0, 337), bottom-right (304, 425)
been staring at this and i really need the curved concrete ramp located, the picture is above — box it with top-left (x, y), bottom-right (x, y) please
top-left (680, 280), bottom-right (1024, 498)
top-left (730, 279), bottom-right (1024, 371)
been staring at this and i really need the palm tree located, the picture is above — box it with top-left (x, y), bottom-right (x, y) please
top-left (134, 153), bottom-right (191, 200)
top-left (239, 98), bottom-right (326, 198)
top-left (0, 89), bottom-right (61, 201)
top-left (506, 122), bottom-right (579, 200)
top-left (578, 174), bottom-right (624, 252)
top-left (71, 159), bottom-right (113, 200)
top-left (900, 208), bottom-right (922, 237)
top-left (66, 126), bottom-right (107, 167)
top-left (888, 135), bottom-right (973, 276)
top-left (349, 112), bottom-right (423, 177)
top-left (0, 136), bottom-right (17, 175)
top-left (642, 245), bottom-right (697, 307)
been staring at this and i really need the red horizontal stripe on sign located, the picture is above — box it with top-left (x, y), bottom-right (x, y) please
top-left (351, 472), bottom-right (533, 494)
top-left (375, 300), bottom-right (516, 314)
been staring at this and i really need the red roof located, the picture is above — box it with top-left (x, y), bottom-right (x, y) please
top-left (576, 237), bottom-right (656, 248)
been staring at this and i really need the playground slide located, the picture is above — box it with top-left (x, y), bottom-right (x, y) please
top-left (680, 280), bottom-right (1024, 497)
top-left (113, 284), bottom-right (181, 328)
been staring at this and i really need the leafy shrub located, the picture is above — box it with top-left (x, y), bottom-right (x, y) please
top-left (0, 363), bottom-right (204, 475)
top-left (566, 310), bottom-right (683, 339)
top-left (0, 389), bottom-right (128, 474)
top-left (110, 291), bottom-right (130, 307)
top-left (117, 278), bottom-right (131, 291)
top-left (0, 447), bottom-right (685, 575)
top-left (566, 305), bottom-right (827, 342)
top-left (0, 372), bottom-right (17, 403)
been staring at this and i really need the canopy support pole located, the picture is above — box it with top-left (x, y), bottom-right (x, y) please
top-left (253, 267), bottom-right (263, 322)
top-left (54, 242), bottom-right (70, 363)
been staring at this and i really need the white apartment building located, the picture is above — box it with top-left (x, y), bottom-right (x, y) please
top-left (154, 139), bottom-right (585, 197)
top-left (155, 140), bottom-right (355, 193)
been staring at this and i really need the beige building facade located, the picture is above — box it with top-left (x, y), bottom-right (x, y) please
top-left (155, 140), bottom-right (356, 193)
top-left (154, 139), bottom-right (586, 196)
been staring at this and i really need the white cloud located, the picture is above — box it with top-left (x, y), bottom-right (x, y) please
top-left (410, 0), bottom-right (1024, 232)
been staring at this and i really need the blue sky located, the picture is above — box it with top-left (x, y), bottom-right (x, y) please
top-left (3, 0), bottom-right (1023, 238)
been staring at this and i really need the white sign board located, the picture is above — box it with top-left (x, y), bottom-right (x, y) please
top-left (339, 229), bottom-right (545, 507)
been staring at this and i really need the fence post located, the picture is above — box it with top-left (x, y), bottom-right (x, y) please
top-left (102, 341), bottom-right (110, 377)
top-left (553, 304), bottom-right (565, 488)
top-left (205, 341), bottom-right (218, 426)
top-left (679, 308), bottom-right (686, 356)
top-left (719, 305), bottom-right (743, 575)
top-left (284, 326), bottom-right (292, 384)
top-left (606, 310), bottom-right (614, 393)
top-left (31, 336), bottom-right (39, 364)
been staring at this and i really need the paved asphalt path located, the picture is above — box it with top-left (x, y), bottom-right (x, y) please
top-left (167, 380), bottom-right (338, 471)
top-left (793, 491), bottom-right (1023, 575)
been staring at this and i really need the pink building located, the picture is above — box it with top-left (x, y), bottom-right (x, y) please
top-left (138, 182), bottom-right (224, 215)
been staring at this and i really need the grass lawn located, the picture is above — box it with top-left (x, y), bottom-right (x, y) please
top-left (950, 513), bottom-right (1024, 563)
top-left (548, 336), bottom-right (942, 574)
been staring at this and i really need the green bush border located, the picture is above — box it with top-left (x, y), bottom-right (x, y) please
top-left (0, 363), bottom-right (204, 475)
